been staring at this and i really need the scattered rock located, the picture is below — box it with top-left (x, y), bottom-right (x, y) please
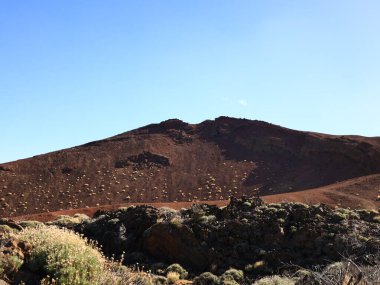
top-left (115, 151), bottom-right (170, 169)
top-left (0, 236), bottom-right (32, 280)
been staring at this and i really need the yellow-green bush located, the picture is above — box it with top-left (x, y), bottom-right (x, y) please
top-left (47, 213), bottom-right (90, 227)
top-left (19, 220), bottom-right (45, 228)
top-left (193, 272), bottom-right (220, 285)
top-left (221, 268), bottom-right (244, 283)
top-left (15, 225), bottom-right (159, 285)
top-left (18, 225), bottom-right (104, 285)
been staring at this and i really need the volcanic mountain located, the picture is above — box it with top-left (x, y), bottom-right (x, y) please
top-left (1, 116), bottom-right (380, 218)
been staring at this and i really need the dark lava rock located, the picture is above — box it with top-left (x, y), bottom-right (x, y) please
top-left (73, 197), bottom-right (380, 277)
top-left (0, 219), bottom-right (23, 232)
top-left (0, 235), bottom-right (32, 281)
top-left (75, 205), bottom-right (159, 257)
top-left (143, 222), bottom-right (209, 271)
top-left (115, 151), bottom-right (170, 169)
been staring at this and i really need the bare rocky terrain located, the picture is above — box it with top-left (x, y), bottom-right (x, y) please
top-left (1, 116), bottom-right (380, 218)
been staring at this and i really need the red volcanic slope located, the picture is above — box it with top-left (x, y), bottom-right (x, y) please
top-left (13, 174), bottom-right (380, 223)
top-left (1, 116), bottom-right (380, 217)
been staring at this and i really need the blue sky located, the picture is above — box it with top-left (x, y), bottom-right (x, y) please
top-left (1, 1), bottom-right (379, 163)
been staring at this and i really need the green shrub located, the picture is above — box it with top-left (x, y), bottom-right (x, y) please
top-left (0, 259), bottom-right (3, 277)
top-left (331, 211), bottom-right (347, 222)
top-left (0, 224), bottom-right (14, 235)
top-left (0, 254), bottom-right (23, 278)
top-left (14, 225), bottom-right (161, 285)
top-left (221, 279), bottom-right (239, 285)
top-left (47, 213), bottom-right (90, 227)
top-left (130, 274), bottom-right (154, 285)
top-left (19, 220), bottom-right (44, 228)
top-left (198, 215), bottom-right (217, 224)
top-left (18, 225), bottom-right (104, 285)
top-left (221, 268), bottom-right (244, 283)
top-left (193, 272), bottom-right (220, 285)
top-left (293, 269), bottom-right (312, 280)
top-left (164, 263), bottom-right (188, 279)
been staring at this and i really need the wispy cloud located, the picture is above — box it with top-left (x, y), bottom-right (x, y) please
top-left (238, 99), bottom-right (248, 106)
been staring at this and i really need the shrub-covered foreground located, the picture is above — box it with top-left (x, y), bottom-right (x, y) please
top-left (0, 224), bottom-right (157, 284)
top-left (18, 225), bottom-right (104, 284)
top-left (1, 196), bottom-right (380, 284)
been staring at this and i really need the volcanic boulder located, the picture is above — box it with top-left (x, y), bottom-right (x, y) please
top-left (143, 222), bottom-right (209, 271)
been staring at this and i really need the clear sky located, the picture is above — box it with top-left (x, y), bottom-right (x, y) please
top-left (1, 1), bottom-right (379, 163)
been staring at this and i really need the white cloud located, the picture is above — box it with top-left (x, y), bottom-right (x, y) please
top-left (238, 99), bottom-right (248, 106)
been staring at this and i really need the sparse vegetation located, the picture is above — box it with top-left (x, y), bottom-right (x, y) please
top-left (221, 268), bottom-right (244, 283)
top-left (164, 263), bottom-right (188, 279)
top-left (19, 220), bottom-right (44, 228)
top-left (252, 276), bottom-right (295, 285)
top-left (193, 272), bottom-right (220, 285)
top-left (2, 196), bottom-right (380, 284)
top-left (166, 271), bottom-right (180, 283)
top-left (47, 213), bottom-right (90, 227)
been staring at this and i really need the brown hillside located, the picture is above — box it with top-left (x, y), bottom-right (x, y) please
top-left (1, 116), bottom-right (380, 217)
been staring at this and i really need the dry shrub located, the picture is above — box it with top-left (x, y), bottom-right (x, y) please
top-left (17, 225), bottom-right (154, 285)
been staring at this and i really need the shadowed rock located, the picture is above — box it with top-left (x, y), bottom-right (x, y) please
top-left (143, 222), bottom-right (209, 271)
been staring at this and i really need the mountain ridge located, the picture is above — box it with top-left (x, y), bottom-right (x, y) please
top-left (1, 116), bottom-right (380, 217)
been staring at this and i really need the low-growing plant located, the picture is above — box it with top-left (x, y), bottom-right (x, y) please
top-left (17, 225), bottom-right (104, 285)
top-left (193, 272), bottom-right (220, 285)
top-left (16, 225), bottom-right (161, 284)
top-left (221, 278), bottom-right (239, 285)
top-left (166, 271), bottom-right (180, 284)
top-left (221, 268), bottom-right (244, 283)
top-left (0, 254), bottom-right (23, 278)
top-left (253, 275), bottom-right (296, 285)
top-left (129, 273), bottom-right (154, 285)
top-left (47, 213), bottom-right (90, 227)
top-left (19, 220), bottom-right (44, 228)
top-left (164, 263), bottom-right (188, 279)
top-left (0, 224), bottom-right (14, 235)
top-left (198, 215), bottom-right (217, 224)
top-left (0, 259), bottom-right (3, 276)
top-left (158, 207), bottom-right (178, 222)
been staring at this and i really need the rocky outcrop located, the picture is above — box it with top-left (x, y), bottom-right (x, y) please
top-left (75, 205), bottom-right (159, 257)
top-left (72, 197), bottom-right (380, 278)
top-left (115, 151), bottom-right (170, 169)
top-left (0, 219), bottom-right (22, 232)
top-left (143, 222), bottom-right (209, 271)
top-left (0, 231), bottom-right (32, 281)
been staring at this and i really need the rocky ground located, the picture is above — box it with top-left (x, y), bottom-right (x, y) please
top-left (2, 117), bottom-right (380, 217)
top-left (2, 197), bottom-right (380, 284)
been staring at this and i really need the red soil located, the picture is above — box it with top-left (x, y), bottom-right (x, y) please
top-left (13, 174), bottom-right (380, 222)
top-left (1, 117), bottom-right (380, 218)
